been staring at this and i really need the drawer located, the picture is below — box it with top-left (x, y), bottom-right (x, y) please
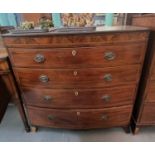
top-left (27, 105), bottom-right (132, 129)
top-left (4, 32), bottom-right (148, 48)
top-left (9, 44), bottom-right (145, 68)
top-left (146, 81), bottom-right (155, 102)
top-left (27, 106), bottom-right (78, 129)
top-left (14, 65), bottom-right (140, 89)
top-left (23, 85), bottom-right (136, 108)
top-left (140, 104), bottom-right (155, 124)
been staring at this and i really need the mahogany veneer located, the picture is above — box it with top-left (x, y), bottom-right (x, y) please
top-left (2, 26), bottom-right (149, 132)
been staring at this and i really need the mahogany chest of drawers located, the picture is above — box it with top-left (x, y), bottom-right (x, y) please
top-left (129, 14), bottom-right (155, 134)
top-left (2, 26), bottom-right (149, 132)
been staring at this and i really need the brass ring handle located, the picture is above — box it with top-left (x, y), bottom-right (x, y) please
top-left (72, 50), bottom-right (77, 56)
top-left (34, 54), bottom-right (45, 63)
top-left (104, 51), bottom-right (116, 60)
top-left (39, 75), bottom-right (49, 83)
top-left (103, 74), bottom-right (112, 82)
top-left (44, 95), bottom-right (52, 101)
top-left (47, 115), bottom-right (55, 120)
top-left (101, 115), bottom-right (108, 120)
top-left (102, 95), bottom-right (111, 102)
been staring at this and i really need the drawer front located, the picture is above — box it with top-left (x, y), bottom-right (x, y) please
top-left (4, 32), bottom-right (148, 48)
top-left (14, 65), bottom-right (140, 89)
top-left (27, 106), bottom-right (78, 129)
top-left (9, 44), bottom-right (145, 68)
top-left (23, 85), bottom-right (136, 108)
top-left (146, 81), bottom-right (155, 102)
top-left (140, 104), bottom-right (155, 124)
top-left (27, 105), bottom-right (132, 129)
top-left (77, 105), bottom-right (132, 128)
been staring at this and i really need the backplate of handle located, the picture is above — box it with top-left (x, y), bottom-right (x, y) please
top-left (39, 75), bottom-right (49, 83)
top-left (102, 95), bottom-right (111, 102)
top-left (34, 54), bottom-right (45, 63)
top-left (103, 74), bottom-right (112, 81)
top-left (44, 95), bottom-right (52, 101)
top-left (104, 51), bottom-right (116, 60)
top-left (47, 115), bottom-right (55, 120)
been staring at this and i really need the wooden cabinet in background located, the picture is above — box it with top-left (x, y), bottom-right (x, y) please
top-left (0, 56), bottom-right (17, 101)
top-left (0, 63), bottom-right (11, 123)
top-left (0, 26), bottom-right (18, 102)
top-left (0, 27), bottom-right (30, 131)
top-left (129, 14), bottom-right (155, 134)
top-left (3, 26), bottom-right (149, 132)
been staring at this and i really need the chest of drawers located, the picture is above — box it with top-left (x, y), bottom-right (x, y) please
top-left (2, 26), bottom-right (149, 132)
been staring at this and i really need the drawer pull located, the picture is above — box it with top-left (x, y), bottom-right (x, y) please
top-left (102, 95), bottom-right (111, 102)
top-left (47, 115), bottom-right (55, 120)
top-left (39, 75), bottom-right (49, 83)
top-left (103, 74), bottom-right (112, 81)
top-left (72, 50), bottom-right (77, 56)
top-left (73, 71), bottom-right (78, 76)
top-left (34, 54), bottom-right (45, 63)
top-left (44, 95), bottom-right (52, 101)
top-left (101, 115), bottom-right (108, 120)
top-left (104, 51), bottom-right (116, 60)
top-left (74, 91), bottom-right (79, 96)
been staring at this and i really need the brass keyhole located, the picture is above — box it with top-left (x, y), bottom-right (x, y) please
top-left (74, 91), bottom-right (79, 96)
top-left (77, 112), bottom-right (80, 116)
top-left (101, 115), bottom-right (108, 120)
top-left (73, 71), bottom-right (78, 76)
top-left (72, 50), bottom-right (77, 56)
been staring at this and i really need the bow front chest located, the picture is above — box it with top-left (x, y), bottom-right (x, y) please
top-left (2, 26), bottom-right (149, 132)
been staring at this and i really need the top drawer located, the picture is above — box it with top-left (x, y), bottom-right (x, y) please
top-left (9, 44), bottom-right (146, 68)
top-left (3, 31), bottom-right (149, 48)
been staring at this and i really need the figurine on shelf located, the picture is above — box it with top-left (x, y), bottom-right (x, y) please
top-left (61, 13), bottom-right (94, 27)
top-left (20, 21), bottom-right (34, 30)
top-left (39, 17), bottom-right (53, 29)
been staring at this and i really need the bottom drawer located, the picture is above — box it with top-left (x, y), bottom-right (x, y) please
top-left (27, 105), bottom-right (132, 129)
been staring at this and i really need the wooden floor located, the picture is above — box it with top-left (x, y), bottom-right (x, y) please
top-left (0, 105), bottom-right (155, 142)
